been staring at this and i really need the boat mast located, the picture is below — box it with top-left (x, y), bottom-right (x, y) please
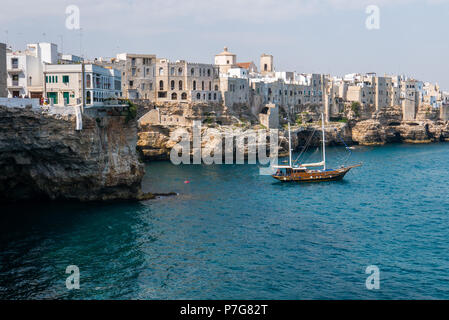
top-left (288, 122), bottom-right (292, 167)
top-left (321, 113), bottom-right (326, 170)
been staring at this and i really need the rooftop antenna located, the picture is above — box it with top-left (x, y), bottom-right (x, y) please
top-left (58, 34), bottom-right (64, 55)
top-left (79, 28), bottom-right (83, 58)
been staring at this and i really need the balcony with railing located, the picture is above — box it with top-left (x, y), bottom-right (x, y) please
top-left (8, 79), bottom-right (23, 89)
top-left (7, 64), bottom-right (23, 73)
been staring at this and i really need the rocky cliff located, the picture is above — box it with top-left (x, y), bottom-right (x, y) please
top-left (351, 106), bottom-right (449, 145)
top-left (0, 106), bottom-right (146, 202)
top-left (136, 102), bottom-right (449, 161)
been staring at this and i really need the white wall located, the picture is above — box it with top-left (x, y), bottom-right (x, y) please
top-left (0, 97), bottom-right (40, 108)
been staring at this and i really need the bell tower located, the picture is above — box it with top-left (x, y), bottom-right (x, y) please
top-left (260, 53), bottom-right (273, 75)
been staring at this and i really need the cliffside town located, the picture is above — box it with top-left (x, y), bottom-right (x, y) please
top-left (92, 46), bottom-right (449, 157)
top-left (1, 41), bottom-right (449, 193)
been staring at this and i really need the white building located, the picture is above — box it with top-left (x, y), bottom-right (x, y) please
top-left (6, 42), bottom-right (58, 99)
top-left (59, 54), bottom-right (84, 64)
top-left (227, 67), bottom-right (248, 79)
top-left (43, 64), bottom-right (121, 106)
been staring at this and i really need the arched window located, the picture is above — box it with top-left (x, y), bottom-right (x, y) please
top-left (181, 92), bottom-right (187, 100)
top-left (170, 80), bottom-right (175, 90)
top-left (213, 93), bottom-right (217, 100)
top-left (86, 91), bottom-right (91, 104)
top-left (201, 81), bottom-right (204, 91)
top-left (196, 93), bottom-right (201, 100)
top-left (207, 69), bottom-right (211, 77)
top-left (178, 68), bottom-right (183, 75)
top-left (159, 80), bottom-right (164, 90)
top-left (191, 68), bottom-right (194, 76)
top-left (159, 67), bottom-right (164, 75)
top-left (193, 81), bottom-right (196, 90)
top-left (214, 85), bottom-right (218, 91)
top-left (171, 92), bottom-right (177, 100)
top-left (179, 80), bottom-right (182, 90)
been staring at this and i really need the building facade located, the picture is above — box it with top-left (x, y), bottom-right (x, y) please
top-left (214, 47), bottom-right (237, 75)
top-left (0, 43), bottom-right (6, 97)
top-left (155, 59), bottom-right (221, 103)
top-left (43, 64), bottom-right (121, 106)
top-left (6, 43), bottom-right (58, 99)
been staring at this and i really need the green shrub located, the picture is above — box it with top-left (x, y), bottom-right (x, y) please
top-left (350, 102), bottom-right (361, 117)
top-left (126, 100), bottom-right (137, 123)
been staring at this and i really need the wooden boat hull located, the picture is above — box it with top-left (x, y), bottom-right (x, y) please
top-left (272, 164), bottom-right (361, 183)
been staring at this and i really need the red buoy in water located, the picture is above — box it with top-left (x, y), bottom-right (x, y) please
top-left (184, 180), bottom-right (190, 184)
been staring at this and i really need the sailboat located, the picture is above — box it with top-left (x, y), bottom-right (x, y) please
top-left (271, 113), bottom-right (361, 182)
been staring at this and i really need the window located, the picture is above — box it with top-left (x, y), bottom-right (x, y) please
top-left (207, 69), bottom-right (211, 77)
top-left (171, 92), bottom-right (177, 100)
top-left (213, 93), bottom-right (217, 100)
top-left (181, 92), bottom-right (187, 100)
top-left (178, 68), bottom-right (183, 75)
top-left (159, 67), bottom-right (164, 75)
top-left (11, 58), bottom-right (18, 68)
top-left (191, 68), bottom-right (194, 76)
top-left (209, 81), bottom-right (211, 90)
top-left (170, 80), bottom-right (175, 90)
top-left (159, 80), bottom-right (164, 90)
top-left (86, 75), bottom-right (91, 88)
top-left (196, 93), bottom-right (201, 99)
top-left (63, 75), bottom-right (69, 84)
top-left (215, 85), bottom-right (218, 91)
top-left (201, 81), bottom-right (204, 90)
top-left (179, 81), bottom-right (182, 90)
top-left (193, 81), bottom-right (196, 90)
top-left (170, 67), bottom-right (175, 75)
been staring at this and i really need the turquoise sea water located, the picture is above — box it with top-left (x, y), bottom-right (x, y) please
top-left (1, 143), bottom-right (449, 299)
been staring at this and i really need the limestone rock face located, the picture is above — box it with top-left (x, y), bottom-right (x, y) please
top-left (352, 120), bottom-right (388, 145)
top-left (294, 122), bottom-right (353, 148)
top-left (352, 119), bottom-right (449, 145)
top-left (0, 106), bottom-right (145, 202)
top-left (137, 102), bottom-right (449, 160)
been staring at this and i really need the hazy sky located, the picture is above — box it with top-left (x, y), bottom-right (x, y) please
top-left (2, 0), bottom-right (449, 89)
